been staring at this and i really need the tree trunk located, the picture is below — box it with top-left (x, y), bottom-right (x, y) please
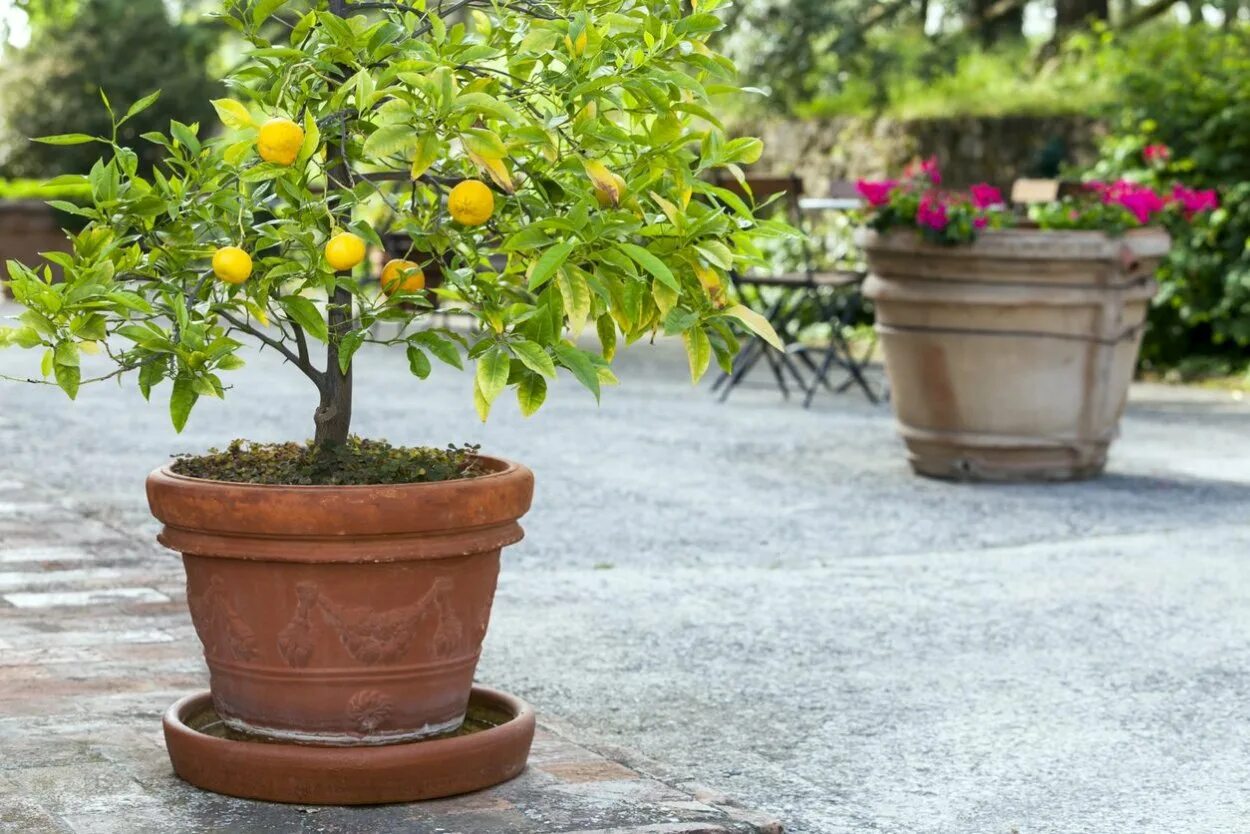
top-left (1055, 0), bottom-right (1111, 31)
top-left (313, 0), bottom-right (355, 448)
top-left (314, 285), bottom-right (354, 446)
top-left (968, 0), bottom-right (1025, 44)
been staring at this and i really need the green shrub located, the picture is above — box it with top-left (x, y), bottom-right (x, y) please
top-left (1087, 25), bottom-right (1250, 371)
top-left (0, 0), bottom-right (221, 177)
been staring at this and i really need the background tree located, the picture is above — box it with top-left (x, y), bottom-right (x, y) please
top-left (0, 0), bottom-right (221, 177)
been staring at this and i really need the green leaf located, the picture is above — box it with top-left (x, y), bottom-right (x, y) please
top-left (528, 241), bottom-right (575, 290)
top-left (53, 362), bottom-right (80, 400)
top-left (461, 127), bottom-right (508, 160)
top-left (279, 296), bottom-right (329, 342)
top-left (556, 267), bottom-right (591, 334)
top-left (409, 133), bottom-right (441, 181)
top-left (475, 345), bottom-right (510, 405)
top-left (516, 372), bottom-right (547, 417)
top-left (33, 133), bottom-right (97, 146)
top-left (338, 330), bottom-right (365, 375)
top-left (252, 0), bottom-right (288, 26)
top-left (169, 377), bottom-right (198, 433)
top-left (119, 91), bottom-right (161, 126)
top-left (553, 343), bottom-right (601, 402)
top-left (413, 331), bottom-right (462, 369)
top-left (363, 124), bottom-right (418, 158)
top-left (682, 327), bottom-right (711, 383)
top-left (723, 304), bottom-right (783, 351)
top-left (406, 345), bottom-right (431, 379)
top-left (211, 98), bottom-right (254, 130)
top-left (510, 339), bottom-right (557, 379)
top-left (618, 243), bottom-right (679, 291)
top-left (596, 314), bottom-right (617, 362)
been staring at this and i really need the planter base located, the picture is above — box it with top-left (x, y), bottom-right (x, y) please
top-left (902, 429), bottom-right (1107, 482)
top-left (163, 686), bottom-right (535, 805)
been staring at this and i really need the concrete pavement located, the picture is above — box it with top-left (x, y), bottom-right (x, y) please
top-left (1, 301), bottom-right (1249, 833)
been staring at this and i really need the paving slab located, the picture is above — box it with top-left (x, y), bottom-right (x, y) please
top-left (0, 481), bottom-right (779, 832)
top-left (2, 300), bottom-right (1250, 832)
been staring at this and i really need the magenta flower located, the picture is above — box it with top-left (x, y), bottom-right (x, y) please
top-left (973, 216), bottom-right (988, 229)
top-left (1171, 184), bottom-right (1219, 219)
top-left (904, 156), bottom-right (942, 186)
top-left (856, 179), bottom-right (898, 208)
top-left (1143, 144), bottom-right (1171, 164)
top-left (969, 183), bottom-right (1003, 209)
top-left (1098, 180), bottom-right (1165, 224)
top-left (917, 193), bottom-right (949, 231)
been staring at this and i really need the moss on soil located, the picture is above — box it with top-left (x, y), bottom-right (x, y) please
top-left (171, 437), bottom-right (486, 486)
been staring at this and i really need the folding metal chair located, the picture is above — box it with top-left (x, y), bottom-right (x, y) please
top-left (711, 175), bottom-right (878, 405)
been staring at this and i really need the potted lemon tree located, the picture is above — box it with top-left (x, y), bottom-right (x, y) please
top-left (0, 0), bottom-right (784, 803)
top-left (855, 160), bottom-right (1217, 482)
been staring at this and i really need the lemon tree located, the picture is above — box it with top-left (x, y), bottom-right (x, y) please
top-left (0, 0), bottom-right (789, 446)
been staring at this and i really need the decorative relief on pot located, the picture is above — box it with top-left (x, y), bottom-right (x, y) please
top-left (346, 689), bottom-right (393, 734)
top-left (276, 581), bottom-right (318, 668)
top-left (275, 576), bottom-right (466, 666)
top-left (188, 575), bottom-right (259, 661)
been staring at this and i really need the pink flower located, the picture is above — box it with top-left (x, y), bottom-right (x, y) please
top-left (973, 216), bottom-right (988, 229)
top-left (1143, 144), bottom-right (1171, 164)
top-left (917, 193), bottom-right (948, 231)
top-left (1171, 184), bottom-right (1219, 219)
top-left (904, 156), bottom-right (942, 186)
top-left (969, 183), bottom-right (1002, 209)
top-left (856, 179), bottom-right (898, 208)
top-left (1099, 180), bottom-right (1165, 224)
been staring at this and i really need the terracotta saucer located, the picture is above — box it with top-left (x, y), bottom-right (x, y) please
top-left (163, 686), bottom-right (535, 805)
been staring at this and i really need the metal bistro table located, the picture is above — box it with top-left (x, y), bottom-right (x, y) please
top-left (714, 184), bottom-right (878, 406)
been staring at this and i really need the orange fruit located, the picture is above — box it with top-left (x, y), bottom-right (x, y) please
top-left (325, 232), bottom-right (366, 271)
top-left (448, 180), bottom-right (495, 226)
top-left (380, 259), bottom-right (425, 294)
top-left (257, 117), bottom-right (304, 166)
top-left (212, 246), bottom-right (252, 284)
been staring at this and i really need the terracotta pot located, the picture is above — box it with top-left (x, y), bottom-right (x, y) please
top-left (859, 227), bottom-right (1170, 481)
top-left (146, 456), bottom-right (534, 745)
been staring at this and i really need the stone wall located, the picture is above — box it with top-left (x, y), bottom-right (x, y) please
top-left (740, 114), bottom-right (1104, 194)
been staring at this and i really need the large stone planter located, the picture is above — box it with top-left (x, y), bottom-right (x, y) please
top-left (859, 227), bottom-right (1170, 481)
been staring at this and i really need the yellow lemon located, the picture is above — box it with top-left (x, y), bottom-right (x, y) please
top-left (212, 246), bottom-right (252, 285)
top-left (257, 117), bottom-right (304, 166)
top-left (448, 180), bottom-right (495, 226)
top-left (380, 259), bottom-right (425, 295)
top-left (325, 232), bottom-right (367, 272)
top-left (571, 30), bottom-right (588, 56)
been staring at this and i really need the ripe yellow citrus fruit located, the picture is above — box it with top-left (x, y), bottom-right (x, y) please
top-left (570, 30), bottom-right (588, 55)
top-left (380, 259), bottom-right (425, 295)
top-left (212, 246), bottom-right (252, 285)
top-left (325, 232), bottom-right (366, 271)
top-left (448, 180), bottom-right (495, 226)
top-left (257, 117), bottom-right (304, 166)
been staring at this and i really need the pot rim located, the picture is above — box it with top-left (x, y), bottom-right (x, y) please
top-left (151, 452), bottom-right (523, 492)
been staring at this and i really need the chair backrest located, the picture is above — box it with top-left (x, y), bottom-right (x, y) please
top-left (1011, 178), bottom-right (1086, 206)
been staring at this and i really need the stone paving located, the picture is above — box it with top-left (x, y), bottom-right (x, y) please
top-left (0, 479), bottom-right (780, 833)
top-left (2, 299), bottom-right (1250, 833)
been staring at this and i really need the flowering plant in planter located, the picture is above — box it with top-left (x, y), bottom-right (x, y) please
top-left (0, 0), bottom-right (791, 789)
top-left (855, 155), bottom-right (1219, 484)
top-left (856, 155), bottom-right (1219, 244)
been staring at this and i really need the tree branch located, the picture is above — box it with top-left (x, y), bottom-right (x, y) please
top-left (218, 309), bottom-right (325, 389)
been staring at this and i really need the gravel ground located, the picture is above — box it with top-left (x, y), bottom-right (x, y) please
top-left (2, 301), bottom-right (1249, 834)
